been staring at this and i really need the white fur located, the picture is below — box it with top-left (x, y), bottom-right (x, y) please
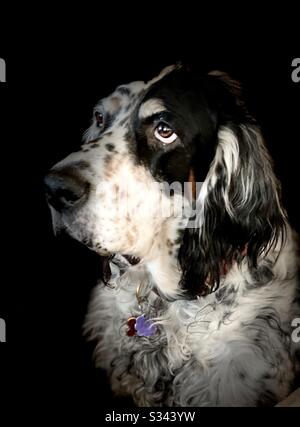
top-left (138, 98), bottom-right (166, 120)
top-left (85, 226), bottom-right (299, 406)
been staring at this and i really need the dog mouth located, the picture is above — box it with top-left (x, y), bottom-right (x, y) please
top-left (64, 234), bottom-right (142, 268)
top-left (51, 216), bottom-right (142, 266)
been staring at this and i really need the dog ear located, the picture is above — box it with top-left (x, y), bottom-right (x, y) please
top-left (178, 73), bottom-right (287, 297)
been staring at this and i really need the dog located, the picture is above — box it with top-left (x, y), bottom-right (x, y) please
top-left (45, 64), bottom-right (300, 406)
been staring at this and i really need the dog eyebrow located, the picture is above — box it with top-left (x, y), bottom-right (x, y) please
top-left (138, 98), bottom-right (166, 120)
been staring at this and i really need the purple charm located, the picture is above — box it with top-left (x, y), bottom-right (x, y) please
top-left (135, 314), bottom-right (157, 337)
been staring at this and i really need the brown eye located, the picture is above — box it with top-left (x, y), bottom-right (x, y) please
top-left (95, 111), bottom-right (104, 128)
top-left (154, 122), bottom-right (177, 144)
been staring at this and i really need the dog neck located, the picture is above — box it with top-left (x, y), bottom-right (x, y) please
top-left (143, 218), bottom-right (185, 299)
top-left (145, 256), bottom-right (182, 299)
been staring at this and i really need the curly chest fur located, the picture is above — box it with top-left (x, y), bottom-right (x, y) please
top-left (84, 247), bottom-right (299, 407)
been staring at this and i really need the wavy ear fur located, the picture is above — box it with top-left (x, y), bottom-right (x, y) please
top-left (178, 72), bottom-right (287, 297)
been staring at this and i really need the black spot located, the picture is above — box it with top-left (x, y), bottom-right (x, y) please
top-left (124, 102), bottom-right (134, 113)
top-left (75, 161), bottom-right (90, 169)
top-left (222, 310), bottom-right (233, 323)
top-left (117, 86), bottom-right (131, 96)
top-left (119, 115), bottom-right (130, 127)
top-left (104, 155), bottom-right (112, 164)
top-left (216, 284), bottom-right (237, 305)
top-left (82, 149), bottom-right (90, 153)
top-left (215, 163), bottom-right (223, 175)
top-left (154, 379), bottom-right (164, 392)
top-left (90, 143), bottom-right (99, 149)
top-left (87, 137), bottom-right (100, 145)
top-left (105, 143), bottom-right (115, 152)
top-left (166, 239), bottom-right (174, 248)
top-left (263, 373), bottom-right (272, 380)
top-left (250, 264), bottom-right (274, 286)
top-left (257, 389), bottom-right (277, 407)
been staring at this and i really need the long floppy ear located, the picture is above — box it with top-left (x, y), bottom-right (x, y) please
top-left (178, 72), bottom-right (287, 297)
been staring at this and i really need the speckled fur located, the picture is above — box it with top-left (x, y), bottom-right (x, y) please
top-left (84, 229), bottom-right (299, 406)
top-left (48, 65), bottom-right (300, 406)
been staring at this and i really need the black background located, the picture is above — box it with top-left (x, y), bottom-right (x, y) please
top-left (1, 12), bottom-right (300, 419)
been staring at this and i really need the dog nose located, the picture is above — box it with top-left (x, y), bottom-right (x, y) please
top-left (44, 167), bottom-right (89, 212)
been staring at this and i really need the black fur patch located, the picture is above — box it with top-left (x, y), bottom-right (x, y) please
top-left (105, 143), bottom-right (115, 152)
top-left (117, 86), bottom-right (131, 96)
top-left (104, 155), bottom-right (112, 165)
top-left (90, 143), bottom-right (99, 149)
top-left (125, 66), bottom-right (285, 297)
top-left (133, 68), bottom-right (220, 185)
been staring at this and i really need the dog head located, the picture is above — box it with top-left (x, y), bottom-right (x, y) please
top-left (45, 64), bottom-right (286, 297)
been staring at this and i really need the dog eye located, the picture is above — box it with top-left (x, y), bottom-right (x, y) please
top-left (154, 122), bottom-right (177, 144)
top-left (95, 111), bottom-right (104, 128)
